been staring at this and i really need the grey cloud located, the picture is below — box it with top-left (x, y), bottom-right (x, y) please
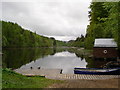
top-left (2, 0), bottom-right (91, 41)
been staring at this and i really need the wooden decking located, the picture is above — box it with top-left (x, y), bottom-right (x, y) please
top-left (14, 68), bottom-right (120, 80)
top-left (14, 68), bottom-right (62, 76)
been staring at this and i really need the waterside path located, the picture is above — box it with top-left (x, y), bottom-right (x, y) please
top-left (14, 68), bottom-right (120, 80)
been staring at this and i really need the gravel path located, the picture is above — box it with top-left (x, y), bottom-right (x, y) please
top-left (48, 78), bottom-right (119, 88)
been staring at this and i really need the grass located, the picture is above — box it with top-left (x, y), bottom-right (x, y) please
top-left (0, 68), bottom-right (2, 89)
top-left (2, 68), bottom-right (63, 88)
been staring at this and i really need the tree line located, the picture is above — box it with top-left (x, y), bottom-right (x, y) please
top-left (67, 35), bottom-right (85, 47)
top-left (1, 20), bottom-right (84, 48)
top-left (2, 21), bottom-right (56, 48)
top-left (85, 1), bottom-right (120, 49)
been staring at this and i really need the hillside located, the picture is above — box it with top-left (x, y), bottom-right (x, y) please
top-left (2, 21), bottom-right (56, 48)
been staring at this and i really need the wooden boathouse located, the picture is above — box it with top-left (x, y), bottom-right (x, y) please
top-left (93, 38), bottom-right (118, 59)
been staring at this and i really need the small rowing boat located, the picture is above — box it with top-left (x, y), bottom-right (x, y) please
top-left (74, 68), bottom-right (120, 75)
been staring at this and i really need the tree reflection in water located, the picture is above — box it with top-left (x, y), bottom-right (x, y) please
top-left (2, 47), bottom-right (113, 71)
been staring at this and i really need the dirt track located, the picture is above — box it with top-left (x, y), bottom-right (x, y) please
top-left (48, 78), bottom-right (119, 88)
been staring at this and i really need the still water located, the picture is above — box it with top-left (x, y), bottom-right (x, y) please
top-left (20, 51), bottom-right (87, 74)
top-left (2, 47), bottom-right (109, 74)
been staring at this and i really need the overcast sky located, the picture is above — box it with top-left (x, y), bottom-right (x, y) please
top-left (1, 0), bottom-right (91, 41)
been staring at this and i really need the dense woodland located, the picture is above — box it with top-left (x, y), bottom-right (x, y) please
top-left (1, 21), bottom-right (66, 48)
top-left (1, 20), bottom-right (84, 48)
top-left (85, 1), bottom-right (120, 50)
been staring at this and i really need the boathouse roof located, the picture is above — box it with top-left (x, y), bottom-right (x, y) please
top-left (94, 38), bottom-right (117, 47)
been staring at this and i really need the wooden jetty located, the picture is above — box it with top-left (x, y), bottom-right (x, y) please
top-left (14, 68), bottom-right (62, 76)
top-left (14, 68), bottom-right (120, 80)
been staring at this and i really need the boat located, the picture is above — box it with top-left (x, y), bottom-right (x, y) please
top-left (74, 68), bottom-right (120, 75)
top-left (103, 61), bottom-right (120, 68)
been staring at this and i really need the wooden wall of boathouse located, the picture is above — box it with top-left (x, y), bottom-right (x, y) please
top-left (93, 47), bottom-right (118, 58)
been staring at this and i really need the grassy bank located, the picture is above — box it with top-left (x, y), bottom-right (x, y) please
top-left (2, 68), bottom-right (62, 88)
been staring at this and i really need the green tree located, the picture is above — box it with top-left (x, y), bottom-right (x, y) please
top-left (85, 1), bottom-right (120, 49)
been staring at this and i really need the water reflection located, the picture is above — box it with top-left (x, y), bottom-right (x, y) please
top-left (2, 48), bottom-right (55, 69)
top-left (2, 47), bottom-right (113, 74)
top-left (20, 51), bottom-right (87, 74)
